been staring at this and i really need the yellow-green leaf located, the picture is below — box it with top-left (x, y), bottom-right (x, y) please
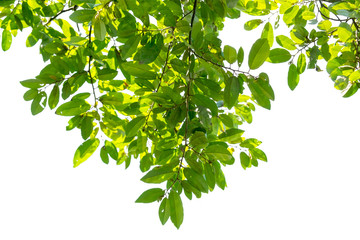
top-left (73, 138), bottom-right (100, 168)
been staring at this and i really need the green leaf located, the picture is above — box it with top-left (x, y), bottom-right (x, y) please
top-left (343, 83), bottom-right (358, 98)
top-left (31, 92), bottom-right (47, 115)
top-left (248, 38), bottom-right (270, 70)
top-left (338, 22), bottom-right (352, 42)
top-left (244, 19), bottom-right (263, 31)
top-left (247, 77), bottom-right (274, 110)
top-left (22, 2), bottom-right (34, 26)
top-left (104, 140), bottom-right (118, 160)
top-left (69, 9), bottom-right (96, 23)
top-left (218, 128), bottom-right (245, 144)
top-left (81, 117), bottom-right (93, 140)
top-left (159, 198), bottom-right (171, 225)
top-left (223, 45), bottom-right (237, 64)
top-left (140, 164), bottom-right (176, 183)
top-left (240, 152), bottom-right (251, 170)
top-left (98, 68), bottom-right (118, 80)
top-left (2, 30), bottom-right (12, 51)
top-left (192, 94), bottom-right (218, 116)
top-left (297, 53), bottom-right (306, 74)
top-left (276, 35), bottom-right (297, 50)
top-left (261, 22), bottom-right (274, 47)
top-left (134, 33), bottom-right (164, 64)
top-left (204, 163), bottom-right (215, 190)
top-left (189, 131), bottom-right (208, 149)
top-left (23, 89), bottom-right (38, 101)
top-left (213, 161), bottom-right (226, 190)
top-left (73, 138), bottom-right (100, 168)
top-left (302, 10), bottom-right (315, 20)
top-left (224, 76), bottom-right (241, 109)
top-left (249, 148), bottom-right (267, 162)
top-left (121, 35), bottom-right (141, 60)
top-left (125, 116), bottom-right (146, 138)
top-left (93, 17), bottom-right (106, 41)
top-left (183, 168), bottom-right (208, 193)
top-left (288, 64), bottom-right (300, 90)
top-left (56, 99), bottom-right (91, 116)
top-left (100, 146), bottom-right (109, 164)
top-left (267, 48), bottom-right (291, 63)
top-left (20, 79), bottom-right (45, 89)
top-left (121, 62), bottom-right (157, 79)
top-left (135, 188), bottom-right (165, 203)
top-left (237, 47), bottom-right (244, 67)
top-left (240, 138), bottom-right (262, 148)
top-left (169, 190), bottom-right (183, 229)
top-left (204, 144), bottom-right (233, 164)
top-left (283, 5), bottom-right (299, 25)
top-left (48, 85), bottom-right (60, 110)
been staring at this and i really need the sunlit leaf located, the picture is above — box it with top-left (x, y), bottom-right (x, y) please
top-left (73, 138), bottom-right (100, 168)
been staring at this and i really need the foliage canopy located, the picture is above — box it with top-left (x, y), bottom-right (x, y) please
top-left (1, 0), bottom-right (359, 228)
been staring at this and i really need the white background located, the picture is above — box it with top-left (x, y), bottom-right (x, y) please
top-left (1, 17), bottom-right (360, 240)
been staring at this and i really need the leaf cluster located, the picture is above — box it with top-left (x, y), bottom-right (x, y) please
top-left (2, 0), bottom-right (360, 228)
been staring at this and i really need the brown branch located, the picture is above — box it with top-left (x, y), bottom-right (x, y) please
top-left (46, 6), bottom-right (76, 26)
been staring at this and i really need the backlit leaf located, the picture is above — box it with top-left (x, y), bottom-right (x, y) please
top-left (73, 138), bottom-right (100, 167)
top-left (125, 116), bottom-right (146, 138)
top-left (248, 38), bottom-right (270, 70)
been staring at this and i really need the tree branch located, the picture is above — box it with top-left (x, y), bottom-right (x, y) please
top-left (46, 6), bottom-right (76, 26)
